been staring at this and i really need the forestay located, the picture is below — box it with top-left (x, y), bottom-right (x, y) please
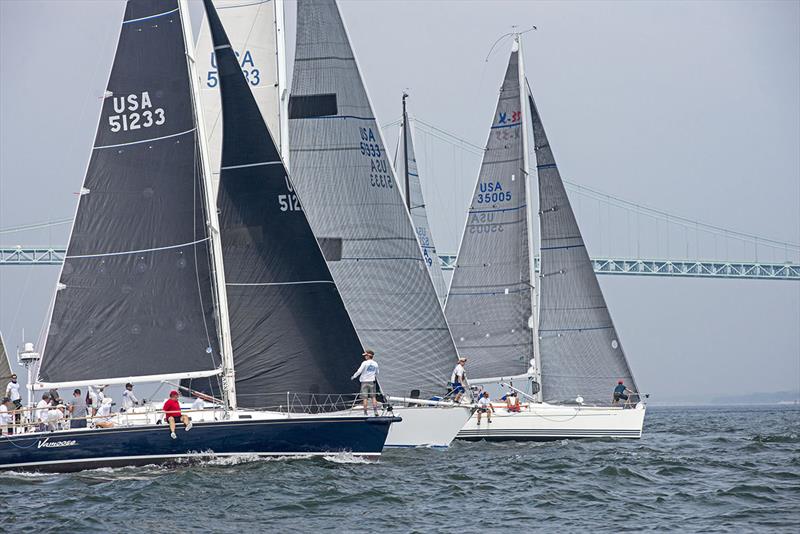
top-left (39, 0), bottom-right (222, 384)
top-left (445, 49), bottom-right (534, 380)
top-left (395, 116), bottom-right (448, 308)
top-left (201, 0), bottom-right (365, 409)
top-left (196, 0), bottom-right (286, 193)
top-left (288, 0), bottom-right (458, 396)
top-left (529, 88), bottom-right (639, 404)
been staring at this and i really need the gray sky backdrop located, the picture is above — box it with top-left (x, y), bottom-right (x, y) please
top-left (1, 0), bottom-right (798, 403)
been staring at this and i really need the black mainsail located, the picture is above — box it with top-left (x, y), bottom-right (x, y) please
top-left (529, 87), bottom-right (639, 404)
top-left (202, 0), bottom-right (365, 409)
top-left (0, 332), bottom-right (11, 381)
top-left (39, 0), bottom-right (222, 385)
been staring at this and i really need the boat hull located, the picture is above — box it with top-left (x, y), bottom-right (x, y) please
top-left (0, 415), bottom-right (398, 472)
top-left (457, 402), bottom-right (646, 441)
top-left (383, 404), bottom-right (473, 448)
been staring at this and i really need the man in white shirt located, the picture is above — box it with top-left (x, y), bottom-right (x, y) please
top-left (36, 393), bottom-right (51, 432)
top-left (121, 383), bottom-right (139, 412)
top-left (5, 374), bottom-right (21, 428)
top-left (0, 397), bottom-right (12, 435)
top-left (351, 350), bottom-right (380, 416)
top-left (94, 397), bottom-right (114, 429)
top-left (450, 357), bottom-right (468, 402)
top-left (476, 391), bottom-right (493, 424)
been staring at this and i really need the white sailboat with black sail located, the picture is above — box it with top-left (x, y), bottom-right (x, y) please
top-left (0, 0), bottom-right (397, 472)
top-left (286, 0), bottom-right (472, 448)
top-left (447, 37), bottom-right (646, 441)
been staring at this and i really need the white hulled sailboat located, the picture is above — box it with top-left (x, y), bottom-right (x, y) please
top-left (447, 37), bottom-right (646, 441)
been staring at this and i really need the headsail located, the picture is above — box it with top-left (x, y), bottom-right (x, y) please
top-left (201, 0), bottom-right (365, 409)
top-left (529, 87), bottom-right (639, 404)
top-left (0, 332), bottom-right (12, 381)
top-left (197, 0), bottom-right (287, 193)
top-left (395, 109), bottom-right (448, 308)
top-left (38, 0), bottom-right (222, 385)
top-left (288, 0), bottom-right (458, 396)
top-left (445, 48), bottom-right (534, 380)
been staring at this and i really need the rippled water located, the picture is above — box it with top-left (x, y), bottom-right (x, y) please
top-left (3, 405), bottom-right (798, 532)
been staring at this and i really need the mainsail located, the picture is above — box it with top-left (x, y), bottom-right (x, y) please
top-left (202, 0), bottom-right (365, 409)
top-left (395, 111), bottom-right (448, 308)
top-left (38, 0), bottom-right (222, 385)
top-left (445, 48), bottom-right (534, 380)
top-left (288, 0), bottom-right (458, 396)
top-left (197, 0), bottom-right (287, 193)
top-left (0, 332), bottom-right (11, 380)
top-left (529, 87), bottom-right (639, 404)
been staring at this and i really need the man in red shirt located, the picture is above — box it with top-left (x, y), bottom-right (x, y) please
top-left (163, 390), bottom-right (192, 439)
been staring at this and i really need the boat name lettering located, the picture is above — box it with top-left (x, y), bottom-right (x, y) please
top-left (207, 49), bottom-right (260, 88)
top-left (108, 91), bottom-right (165, 132)
top-left (37, 438), bottom-right (78, 449)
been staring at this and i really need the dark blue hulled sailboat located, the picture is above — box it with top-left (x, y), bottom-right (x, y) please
top-left (0, 0), bottom-right (397, 473)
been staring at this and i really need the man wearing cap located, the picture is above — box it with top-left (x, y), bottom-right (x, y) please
top-left (450, 357), bottom-right (468, 402)
top-left (163, 390), bottom-right (192, 439)
top-left (612, 380), bottom-right (630, 406)
top-left (351, 350), bottom-right (380, 416)
top-left (121, 383), bottom-right (139, 412)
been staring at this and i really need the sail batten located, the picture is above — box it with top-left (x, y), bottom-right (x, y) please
top-left (200, 0), bottom-right (365, 409)
top-left (288, 0), bottom-right (459, 396)
top-left (38, 0), bottom-right (222, 384)
top-left (529, 88), bottom-right (639, 404)
top-left (445, 49), bottom-right (534, 380)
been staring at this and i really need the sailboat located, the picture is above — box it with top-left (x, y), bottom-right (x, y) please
top-left (447, 37), bottom-right (646, 441)
top-left (0, 0), bottom-right (397, 472)
top-left (287, 0), bottom-right (472, 448)
top-left (394, 95), bottom-right (449, 309)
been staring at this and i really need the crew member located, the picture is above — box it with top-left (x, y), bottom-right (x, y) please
top-left (450, 357), bottom-right (468, 402)
top-left (476, 391), bottom-right (493, 424)
top-left (68, 388), bottom-right (88, 429)
top-left (163, 390), bottom-right (192, 439)
top-left (504, 390), bottom-right (521, 412)
top-left (351, 350), bottom-right (380, 416)
top-left (35, 393), bottom-right (51, 432)
top-left (612, 380), bottom-right (630, 406)
top-left (93, 397), bottom-right (114, 429)
top-left (121, 383), bottom-right (139, 412)
top-left (0, 397), bottom-right (12, 435)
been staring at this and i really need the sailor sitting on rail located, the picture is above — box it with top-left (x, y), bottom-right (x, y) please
top-left (93, 397), bottom-right (115, 429)
top-left (503, 390), bottom-right (521, 412)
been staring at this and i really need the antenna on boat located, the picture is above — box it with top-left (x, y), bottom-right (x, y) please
top-left (485, 25), bottom-right (537, 63)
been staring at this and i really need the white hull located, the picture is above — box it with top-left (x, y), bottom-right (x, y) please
top-left (385, 404), bottom-right (473, 448)
top-left (458, 402), bottom-right (646, 441)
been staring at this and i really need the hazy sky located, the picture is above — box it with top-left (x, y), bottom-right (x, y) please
top-left (1, 0), bottom-right (798, 402)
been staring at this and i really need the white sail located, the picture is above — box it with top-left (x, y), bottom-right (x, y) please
top-left (395, 113), bottom-right (448, 308)
top-left (196, 0), bottom-right (287, 192)
top-left (0, 331), bottom-right (12, 380)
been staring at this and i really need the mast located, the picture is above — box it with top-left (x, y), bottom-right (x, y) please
top-left (516, 34), bottom-right (542, 402)
top-left (179, 0), bottom-right (237, 411)
top-left (402, 91), bottom-right (411, 211)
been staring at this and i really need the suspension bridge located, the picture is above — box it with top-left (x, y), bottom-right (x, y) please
top-left (1, 117), bottom-right (798, 281)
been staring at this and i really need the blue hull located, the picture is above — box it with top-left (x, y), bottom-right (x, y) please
top-left (0, 416), bottom-right (399, 472)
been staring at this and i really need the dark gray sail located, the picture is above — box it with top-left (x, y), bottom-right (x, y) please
top-left (39, 0), bottom-right (222, 384)
top-left (288, 0), bottom-right (458, 396)
top-left (201, 0), bottom-right (365, 409)
top-left (445, 50), bottom-right (534, 380)
top-left (395, 115), bottom-right (448, 308)
top-left (529, 88), bottom-right (639, 404)
top-left (0, 332), bottom-right (11, 381)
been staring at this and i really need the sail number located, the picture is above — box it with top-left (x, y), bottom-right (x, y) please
top-left (207, 49), bottom-right (260, 88)
top-left (477, 181), bottom-right (511, 203)
top-left (359, 127), bottom-right (392, 189)
top-left (108, 92), bottom-right (165, 132)
top-left (278, 175), bottom-right (302, 212)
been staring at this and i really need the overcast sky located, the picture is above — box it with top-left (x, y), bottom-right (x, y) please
top-left (1, 0), bottom-right (798, 403)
